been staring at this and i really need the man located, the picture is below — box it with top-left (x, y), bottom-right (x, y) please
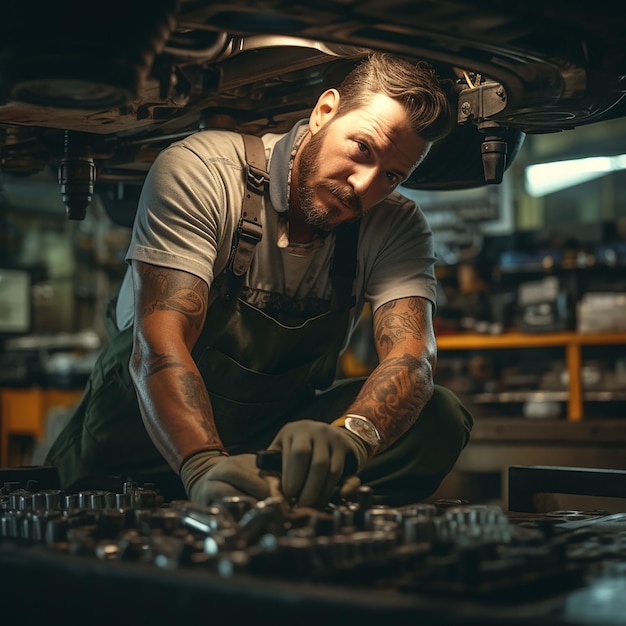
top-left (46, 52), bottom-right (473, 508)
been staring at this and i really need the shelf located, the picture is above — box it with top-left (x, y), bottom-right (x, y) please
top-left (436, 331), bottom-right (626, 422)
top-left (469, 418), bottom-right (626, 444)
top-left (0, 387), bottom-right (83, 466)
top-left (436, 331), bottom-right (626, 351)
top-left (585, 391), bottom-right (626, 402)
top-left (471, 391), bottom-right (569, 404)
top-left (470, 390), bottom-right (626, 404)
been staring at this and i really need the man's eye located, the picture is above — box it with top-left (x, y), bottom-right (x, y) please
top-left (386, 172), bottom-right (399, 185)
top-left (356, 141), bottom-right (369, 153)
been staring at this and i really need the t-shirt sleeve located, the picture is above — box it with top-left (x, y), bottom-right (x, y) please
top-left (125, 134), bottom-right (244, 287)
top-left (360, 192), bottom-right (437, 314)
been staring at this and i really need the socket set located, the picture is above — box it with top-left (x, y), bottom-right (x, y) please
top-left (2, 478), bottom-right (624, 601)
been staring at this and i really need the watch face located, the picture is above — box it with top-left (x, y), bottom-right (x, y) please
top-left (344, 416), bottom-right (381, 448)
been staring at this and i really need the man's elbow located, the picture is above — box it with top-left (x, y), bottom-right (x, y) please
top-left (128, 340), bottom-right (146, 388)
top-left (416, 352), bottom-right (436, 399)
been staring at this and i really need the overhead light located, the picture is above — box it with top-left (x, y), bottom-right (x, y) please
top-left (525, 153), bottom-right (626, 197)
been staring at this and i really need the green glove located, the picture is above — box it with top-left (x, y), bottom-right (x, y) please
top-left (267, 420), bottom-right (368, 508)
top-left (180, 451), bottom-right (271, 505)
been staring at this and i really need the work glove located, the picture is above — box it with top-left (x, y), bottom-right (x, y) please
top-left (179, 451), bottom-right (271, 505)
top-left (267, 419), bottom-right (369, 508)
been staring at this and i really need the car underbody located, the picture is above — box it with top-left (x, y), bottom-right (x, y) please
top-left (1, 1), bottom-right (625, 218)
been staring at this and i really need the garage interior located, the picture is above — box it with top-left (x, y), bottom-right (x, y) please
top-left (3, 116), bottom-right (626, 502)
top-left (2, 3), bottom-right (626, 624)
top-left (2, 116), bottom-right (626, 626)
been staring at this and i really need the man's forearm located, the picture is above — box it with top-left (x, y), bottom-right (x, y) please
top-left (345, 352), bottom-right (434, 451)
top-left (346, 297), bottom-right (437, 451)
top-left (131, 345), bottom-right (225, 472)
top-left (130, 261), bottom-right (224, 472)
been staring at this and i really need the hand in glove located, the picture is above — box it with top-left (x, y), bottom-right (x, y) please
top-left (267, 419), bottom-right (369, 508)
top-left (180, 451), bottom-right (271, 505)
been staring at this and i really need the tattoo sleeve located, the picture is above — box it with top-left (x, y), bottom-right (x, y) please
top-left (347, 297), bottom-right (436, 449)
top-left (137, 263), bottom-right (207, 331)
top-left (130, 262), bottom-right (223, 471)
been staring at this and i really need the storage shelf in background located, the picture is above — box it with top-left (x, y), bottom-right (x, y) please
top-left (586, 391), bottom-right (626, 402)
top-left (0, 387), bottom-right (83, 466)
top-left (471, 391), bottom-right (569, 404)
top-left (436, 331), bottom-right (626, 350)
top-left (436, 331), bottom-right (626, 422)
top-left (472, 390), bottom-right (626, 404)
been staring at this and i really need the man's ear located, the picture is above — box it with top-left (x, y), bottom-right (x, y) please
top-left (309, 89), bottom-right (340, 135)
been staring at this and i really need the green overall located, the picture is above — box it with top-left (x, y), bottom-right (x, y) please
top-left (46, 136), bottom-right (473, 504)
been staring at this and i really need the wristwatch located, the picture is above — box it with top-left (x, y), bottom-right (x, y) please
top-left (333, 414), bottom-right (382, 456)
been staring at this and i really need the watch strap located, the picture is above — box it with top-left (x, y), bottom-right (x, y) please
top-left (331, 413), bottom-right (381, 457)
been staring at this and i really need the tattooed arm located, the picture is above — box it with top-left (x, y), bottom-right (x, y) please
top-left (346, 296), bottom-right (437, 452)
top-left (129, 260), bottom-right (223, 472)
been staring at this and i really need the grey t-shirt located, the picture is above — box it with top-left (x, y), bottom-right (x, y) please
top-left (115, 122), bottom-right (437, 350)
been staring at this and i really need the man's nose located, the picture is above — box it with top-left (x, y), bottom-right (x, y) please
top-left (348, 165), bottom-right (377, 197)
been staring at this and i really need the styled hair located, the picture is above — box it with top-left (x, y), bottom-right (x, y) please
top-left (336, 52), bottom-right (454, 142)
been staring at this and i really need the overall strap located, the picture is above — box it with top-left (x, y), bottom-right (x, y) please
top-left (219, 132), bottom-right (359, 312)
top-left (220, 134), bottom-right (269, 302)
top-left (330, 220), bottom-right (360, 313)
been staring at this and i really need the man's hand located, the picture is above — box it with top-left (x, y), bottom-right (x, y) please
top-left (267, 420), bottom-right (369, 508)
top-left (180, 451), bottom-right (271, 505)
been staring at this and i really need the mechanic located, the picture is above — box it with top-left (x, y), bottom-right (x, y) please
top-left (46, 52), bottom-right (473, 508)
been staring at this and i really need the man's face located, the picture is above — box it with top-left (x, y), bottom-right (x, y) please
top-left (296, 92), bottom-right (432, 231)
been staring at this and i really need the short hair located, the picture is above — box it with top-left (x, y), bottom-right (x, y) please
top-left (336, 52), bottom-right (454, 142)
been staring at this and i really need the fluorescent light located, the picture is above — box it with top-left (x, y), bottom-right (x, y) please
top-left (525, 153), bottom-right (626, 197)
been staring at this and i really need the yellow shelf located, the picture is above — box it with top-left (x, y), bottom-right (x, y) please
top-left (0, 387), bottom-right (83, 466)
top-left (436, 331), bottom-right (626, 422)
top-left (437, 331), bottom-right (626, 350)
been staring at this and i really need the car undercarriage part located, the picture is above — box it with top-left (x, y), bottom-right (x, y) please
top-left (1, 1), bottom-right (178, 109)
top-left (2, 2), bottom-right (626, 219)
top-left (57, 131), bottom-right (96, 220)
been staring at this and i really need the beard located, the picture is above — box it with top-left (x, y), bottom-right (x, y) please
top-left (297, 125), bottom-right (362, 231)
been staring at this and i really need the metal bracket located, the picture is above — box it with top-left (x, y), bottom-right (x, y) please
top-left (457, 80), bottom-right (508, 124)
top-left (508, 465), bottom-right (626, 512)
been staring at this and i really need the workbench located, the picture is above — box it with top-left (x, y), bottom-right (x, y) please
top-left (1, 465), bottom-right (625, 626)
